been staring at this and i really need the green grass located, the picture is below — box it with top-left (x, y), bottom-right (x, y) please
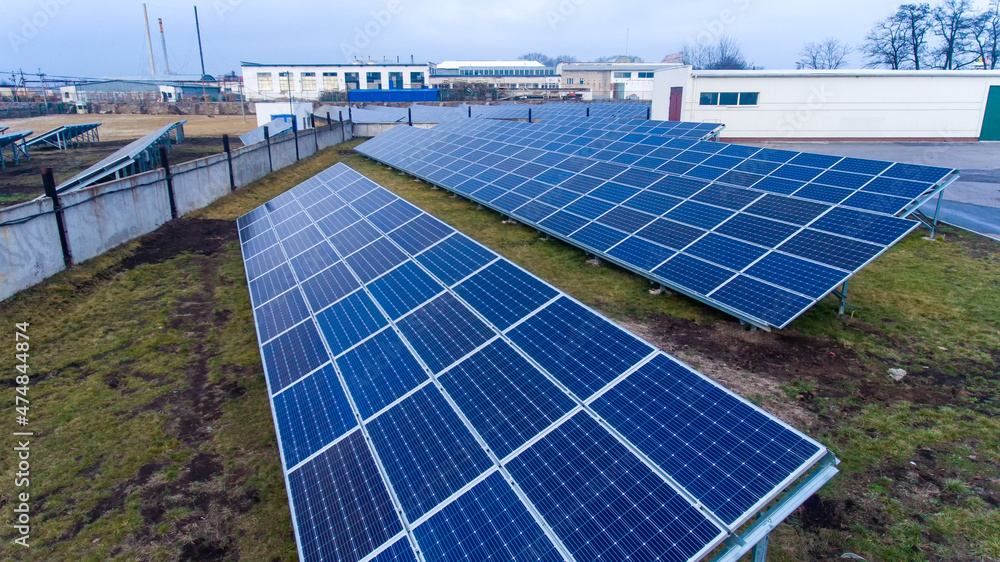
top-left (2, 137), bottom-right (998, 560)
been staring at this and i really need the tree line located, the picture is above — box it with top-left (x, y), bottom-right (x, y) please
top-left (518, 1), bottom-right (1000, 72)
top-left (862, 0), bottom-right (1000, 69)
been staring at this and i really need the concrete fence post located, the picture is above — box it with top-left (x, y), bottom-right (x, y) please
top-left (586, 107), bottom-right (590, 117)
top-left (292, 119), bottom-right (300, 161)
top-left (408, 106), bottom-right (413, 126)
top-left (528, 108), bottom-right (532, 123)
top-left (327, 112), bottom-right (332, 130)
top-left (223, 134), bottom-right (236, 191)
top-left (263, 125), bottom-right (273, 173)
top-left (41, 167), bottom-right (72, 267)
top-left (339, 111), bottom-right (344, 143)
top-left (158, 146), bottom-right (178, 219)
top-left (646, 106), bottom-right (651, 120)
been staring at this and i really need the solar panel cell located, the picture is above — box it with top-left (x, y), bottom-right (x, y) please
top-left (337, 329), bottom-right (428, 419)
top-left (262, 321), bottom-right (329, 392)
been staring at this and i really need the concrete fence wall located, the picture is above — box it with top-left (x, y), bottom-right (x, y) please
top-left (0, 120), bottom-right (353, 302)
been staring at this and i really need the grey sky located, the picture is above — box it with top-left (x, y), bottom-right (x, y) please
top-left (2, 0), bottom-right (990, 78)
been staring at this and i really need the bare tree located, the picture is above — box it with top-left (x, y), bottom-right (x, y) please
top-left (970, 3), bottom-right (1000, 69)
top-left (897, 3), bottom-right (933, 69)
top-left (863, 13), bottom-right (910, 69)
top-left (682, 36), bottom-right (755, 70)
top-left (518, 52), bottom-right (553, 66)
top-left (932, 0), bottom-right (976, 68)
top-left (551, 55), bottom-right (579, 64)
top-left (798, 38), bottom-right (852, 69)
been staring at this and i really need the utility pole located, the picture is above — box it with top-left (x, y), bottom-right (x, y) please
top-left (38, 68), bottom-right (50, 113)
top-left (194, 6), bottom-right (206, 77)
top-left (143, 4), bottom-right (156, 75)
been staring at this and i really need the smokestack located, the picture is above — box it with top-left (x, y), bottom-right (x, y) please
top-left (194, 6), bottom-right (206, 78)
top-left (143, 4), bottom-right (156, 75)
top-left (158, 18), bottom-right (171, 74)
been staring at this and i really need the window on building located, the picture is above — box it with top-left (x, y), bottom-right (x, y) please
top-left (366, 72), bottom-right (382, 88)
top-left (638, 72), bottom-right (654, 78)
top-left (699, 92), bottom-right (760, 106)
top-left (410, 71), bottom-right (425, 84)
top-left (566, 78), bottom-right (573, 85)
top-left (388, 71), bottom-right (403, 88)
top-left (322, 72), bottom-right (338, 90)
top-left (345, 72), bottom-right (360, 90)
top-left (257, 72), bottom-right (274, 91)
top-left (301, 72), bottom-right (316, 91)
top-left (278, 71), bottom-right (294, 91)
top-left (613, 71), bottom-right (632, 78)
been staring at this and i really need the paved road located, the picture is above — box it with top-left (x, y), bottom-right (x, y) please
top-left (744, 141), bottom-right (1000, 240)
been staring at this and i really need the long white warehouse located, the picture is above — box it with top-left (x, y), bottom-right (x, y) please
top-left (651, 67), bottom-right (1000, 141)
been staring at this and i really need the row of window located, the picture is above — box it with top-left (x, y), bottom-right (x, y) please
top-left (611, 71), bottom-right (655, 78)
top-left (699, 92), bottom-right (759, 106)
top-left (459, 69), bottom-right (556, 77)
top-left (257, 71), bottom-right (425, 92)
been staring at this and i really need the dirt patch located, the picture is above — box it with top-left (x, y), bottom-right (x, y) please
top-left (615, 312), bottom-right (996, 416)
top-left (120, 218), bottom-right (237, 270)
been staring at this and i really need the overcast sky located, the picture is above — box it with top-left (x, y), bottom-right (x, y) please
top-left (2, 0), bottom-right (994, 79)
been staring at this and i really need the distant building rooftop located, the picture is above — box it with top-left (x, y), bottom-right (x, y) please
top-left (435, 60), bottom-right (546, 69)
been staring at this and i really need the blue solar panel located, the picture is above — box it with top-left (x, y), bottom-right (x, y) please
top-left (654, 254), bottom-right (733, 295)
top-left (367, 384), bottom-right (493, 520)
top-left (288, 430), bottom-right (402, 562)
top-left (240, 163), bottom-right (835, 561)
top-left (315, 289), bottom-right (389, 356)
top-left (413, 471), bottom-right (565, 561)
top-left (337, 328), bottom-right (428, 419)
top-left (273, 364), bottom-right (357, 469)
top-left (711, 276), bottom-right (814, 327)
top-left (454, 260), bottom-right (558, 331)
top-left (506, 413), bottom-right (725, 561)
top-left (439, 340), bottom-right (575, 459)
top-left (396, 292), bottom-right (496, 374)
top-left (746, 253), bottom-right (848, 299)
top-left (507, 297), bottom-right (653, 399)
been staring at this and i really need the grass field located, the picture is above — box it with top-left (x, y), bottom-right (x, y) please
top-left (1, 138), bottom-right (997, 561)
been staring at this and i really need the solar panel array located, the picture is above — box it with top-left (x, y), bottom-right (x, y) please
top-left (240, 118), bottom-right (294, 146)
top-left (24, 122), bottom-right (102, 150)
top-left (312, 101), bottom-right (655, 125)
top-left (238, 163), bottom-right (834, 562)
top-left (356, 122), bottom-right (953, 329)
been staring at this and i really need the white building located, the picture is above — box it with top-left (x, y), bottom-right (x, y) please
top-left (241, 62), bottom-right (432, 101)
top-left (429, 60), bottom-right (560, 90)
top-left (651, 67), bottom-right (1000, 141)
top-left (559, 62), bottom-right (682, 100)
top-left (253, 101), bottom-right (315, 130)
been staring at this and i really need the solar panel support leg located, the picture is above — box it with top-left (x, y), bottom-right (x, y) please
top-left (929, 193), bottom-right (943, 240)
top-left (751, 534), bottom-right (769, 562)
top-left (159, 146), bottom-right (178, 219)
top-left (833, 279), bottom-right (853, 316)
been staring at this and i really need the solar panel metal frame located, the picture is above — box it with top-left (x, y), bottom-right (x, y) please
top-left (54, 120), bottom-right (187, 193)
top-left (356, 123), bottom-right (940, 330)
top-left (24, 122), bottom-right (102, 150)
top-left (238, 162), bottom-right (839, 562)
